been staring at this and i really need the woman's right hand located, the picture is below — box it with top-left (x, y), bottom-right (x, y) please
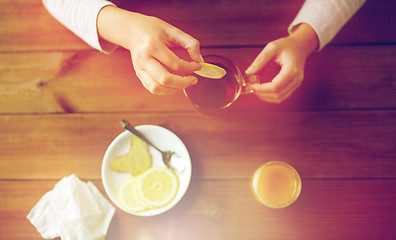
top-left (98, 6), bottom-right (203, 95)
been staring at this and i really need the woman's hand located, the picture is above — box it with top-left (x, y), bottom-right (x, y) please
top-left (98, 6), bottom-right (203, 95)
top-left (245, 23), bottom-right (319, 103)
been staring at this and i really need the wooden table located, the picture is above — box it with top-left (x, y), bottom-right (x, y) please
top-left (1, 0), bottom-right (396, 239)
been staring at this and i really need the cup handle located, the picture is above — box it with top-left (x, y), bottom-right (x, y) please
top-left (241, 75), bottom-right (260, 95)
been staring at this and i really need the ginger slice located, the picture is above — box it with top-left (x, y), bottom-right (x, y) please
top-left (110, 134), bottom-right (152, 176)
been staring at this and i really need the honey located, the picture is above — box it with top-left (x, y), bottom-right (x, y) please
top-left (251, 161), bottom-right (301, 208)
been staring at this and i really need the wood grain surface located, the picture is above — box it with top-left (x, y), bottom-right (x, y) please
top-left (1, 45), bottom-right (395, 113)
top-left (1, 179), bottom-right (396, 240)
top-left (1, 112), bottom-right (396, 180)
top-left (1, 0), bottom-right (396, 51)
top-left (1, 0), bottom-right (395, 239)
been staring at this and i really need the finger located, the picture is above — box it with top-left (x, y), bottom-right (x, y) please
top-left (140, 57), bottom-right (198, 89)
top-left (154, 43), bottom-right (201, 74)
top-left (135, 69), bottom-right (178, 95)
top-left (245, 42), bottom-right (278, 75)
top-left (168, 27), bottom-right (204, 63)
top-left (249, 62), bottom-right (296, 94)
top-left (252, 77), bottom-right (301, 103)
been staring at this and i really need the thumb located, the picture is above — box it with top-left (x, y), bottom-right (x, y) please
top-left (169, 28), bottom-right (204, 62)
top-left (246, 43), bottom-right (277, 75)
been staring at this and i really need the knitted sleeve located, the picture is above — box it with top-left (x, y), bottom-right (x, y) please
top-left (288, 0), bottom-right (366, 50)
top-left (42, 0), bottom-right (117, 53)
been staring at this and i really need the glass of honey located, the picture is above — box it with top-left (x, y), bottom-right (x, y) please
top-left (184, 55), bottom-right (259, 109)
top-left (251, 161), bottom-right (302, 208)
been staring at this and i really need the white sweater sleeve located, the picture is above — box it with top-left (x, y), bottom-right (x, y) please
top-left (42, 0), bottom-right (117, 53)
top-left (288, 0), bottom-right (366, 50)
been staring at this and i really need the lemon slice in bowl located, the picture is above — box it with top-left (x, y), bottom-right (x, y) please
top-left (136, 167), bottom-right (179, 208)
top-left (194, 62), bottom-right (226, 79)
top-left (118, 177), bottom-right (149, 213)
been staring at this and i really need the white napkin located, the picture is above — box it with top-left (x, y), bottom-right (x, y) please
top-left (27, 174), bottom-right (115, 240)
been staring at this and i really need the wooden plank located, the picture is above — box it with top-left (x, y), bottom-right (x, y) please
top-left (1, 179), bottom-right (396, 239)
top-left (0, 45), bottom-right (395, 113)
top-left (0, 0), bottom-right (395, 51)
top-left (333, 0), bottom-right (396, 45)
top-left (120, 0), bottom-right (396, 47)
top-left (0, 0), bottom-right (88, 52)
top-left (0, 111), bottom-right (395, 180)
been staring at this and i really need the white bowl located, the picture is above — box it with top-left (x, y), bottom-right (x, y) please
top-left (102, 125), bottom-right (192, 216)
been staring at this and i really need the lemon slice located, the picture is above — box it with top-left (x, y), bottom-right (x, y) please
top-left (136, 167), bottom-right (179, 208)
top-left (118, 177), bottom-right (149, 213)
top-left (194, 62), bottom-right (226, 79)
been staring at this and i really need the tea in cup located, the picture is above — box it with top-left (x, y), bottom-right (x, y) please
top-left (184, 55), bottom-right (259, 109)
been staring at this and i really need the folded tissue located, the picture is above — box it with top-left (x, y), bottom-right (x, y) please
top-left (27, 174), bottom-right (115, 240)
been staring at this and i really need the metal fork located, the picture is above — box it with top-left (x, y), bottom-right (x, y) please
top-left (120, 120), bottom-right (183, 173)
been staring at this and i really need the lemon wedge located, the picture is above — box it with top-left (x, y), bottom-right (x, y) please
top-left (136, 167), bottom-right (179, 208)
top-left (194, 62), bottom-right (226, 79)
top-left (118, 177), bottom-right (148, 213)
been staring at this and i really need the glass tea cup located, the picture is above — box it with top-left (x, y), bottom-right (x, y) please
top-left (251, 161), bottom-right (302, 209)
top-left (184, 55), bottom-right (259, 109)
